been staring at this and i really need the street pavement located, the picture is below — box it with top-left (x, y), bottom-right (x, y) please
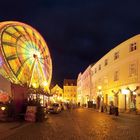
top-left (1, 108), bottom-right (140, 140)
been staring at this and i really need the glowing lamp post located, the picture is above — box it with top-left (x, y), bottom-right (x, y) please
top-left (121, 89), bottom-right (130, 95)
top-left (1, 106), bottom-right (6, 111)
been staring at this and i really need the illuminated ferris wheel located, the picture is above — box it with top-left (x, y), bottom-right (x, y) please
top-left (0, 21), bottom-right (52, 91)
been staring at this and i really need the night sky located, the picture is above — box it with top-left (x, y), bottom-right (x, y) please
top-left (1, 0), bottom-right (140, 86)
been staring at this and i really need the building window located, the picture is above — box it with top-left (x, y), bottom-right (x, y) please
top-left (129, 43), bottom-right (137, 52)
top-left (104, 59), bottom-right (108, 66)
top-left (90, 70), bottom-right (94, 76)
top-left (95, 68), bottom-right (97, 73)
top-left (114, 71), bottom-right (119, 81)
top-left (129, 63), bottom-right (137, 77)
top-left (99, 64), bottom-right (101, 70)
top-left (114, 52), bottom-right (119, 60)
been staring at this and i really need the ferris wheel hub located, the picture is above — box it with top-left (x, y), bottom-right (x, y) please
top-left (33, 54), bottom-right (38, 59)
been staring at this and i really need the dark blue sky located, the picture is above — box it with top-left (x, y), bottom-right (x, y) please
top-left (1, 0), bottom-right (140, 86)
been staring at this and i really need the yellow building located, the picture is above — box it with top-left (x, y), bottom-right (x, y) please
top-left (51, 84), bottom-right (63, 102)
top-left (63, 79), bottom-right (77, 103)
top-left (90, 34), bottom-right (140, 112)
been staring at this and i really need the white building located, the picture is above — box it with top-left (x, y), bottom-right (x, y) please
top-left (77, 34), bottom-right (140, 112)
top-left (77, 65), bottom-right (93, 106)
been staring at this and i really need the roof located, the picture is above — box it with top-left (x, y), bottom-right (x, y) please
top-left (63, 79), bottom-right (77, 86)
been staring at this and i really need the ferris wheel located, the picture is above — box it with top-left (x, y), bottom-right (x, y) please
top-left (0, 21), bottom-right (52, 91)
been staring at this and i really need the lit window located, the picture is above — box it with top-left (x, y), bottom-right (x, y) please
top-left (104, 59), bottom-right (108, 66)
top-left (129, 63), bottom-right (137, 77)
top-left (99, 64), bottom-right (101, 70)
top-left (129, 43), bottom-right (137, 52)
top-left (114, 52), bottom-right (119, 60)
top-left (114, 71), bottom-right (119, 81)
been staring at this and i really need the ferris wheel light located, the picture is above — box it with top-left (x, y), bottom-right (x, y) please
top-left (42, 81), bottom-right (48, 87)
top-left (32, 83), bottom-right (38, 88)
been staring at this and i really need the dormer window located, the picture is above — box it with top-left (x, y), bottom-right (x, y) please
top-left (99, 64), bottom-right (101, 70)
top-left (114, 52), bottom-right (119, 60)
top-left (129, 43), bottom-right (137, 52)
top-left (104, 59), bottom-right (108, 66)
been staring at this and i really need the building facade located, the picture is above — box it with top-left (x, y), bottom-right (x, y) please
top-left (63, 79), bottom-right (77, 103)
top-left (77, 34), bottom-right (140, 112)
top-left (77, 66), bottom-right (93, 106)
top-left (91, 34), bottom-right (140, 112)
top-left (77, 73), bottom-right (82, 105)
top-left (51, 84), bottom-right (63, 102)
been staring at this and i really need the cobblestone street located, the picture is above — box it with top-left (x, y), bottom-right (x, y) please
top-left (1, 108), bottom-right (140, 140)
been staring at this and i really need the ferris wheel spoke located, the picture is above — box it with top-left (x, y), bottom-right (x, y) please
top-left (23, 27), bottom-right (37, 50)
top-left (32, 31), bottom-right (40, 51)
top-left (32, 31), bottom-right (37, 48)
top-left (38, 59), bottom-right (50, 77)
top-left (29, 59), bottom-right (37, 87)
top-left (6, 54), bottom-right (17, 61)
top-left (4, 30), bottom-right (19, 40)
top-left (37, 40), bottom-right (43, 53)
top-left (38, 40), bottom-right (46, 55)
top-left (32, 32), bottom-right (41, 52)
top-left (6, 26), bottom-right (27, 45)
top-left (2, 41), bottom-right (17, 47)
top-left (4, 28), bottom-right (30, 52)
top-left (13, 26), bottom-right (33, 49)
top-left (2, 41), bottom-right (30, 53)
top-left (15, 34), bottom-right (34, 53)
top-left (39, 55), bottom-right (49, 60)
top-left (16, 57), bottom-right (32, 77)
top-left (37, 60), bottom-right (46, 81)
top-left (40, 47), bottom-right (47, 55)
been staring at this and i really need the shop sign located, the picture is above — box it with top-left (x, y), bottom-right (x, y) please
top-left (25, 106), bottom-right (37, 122)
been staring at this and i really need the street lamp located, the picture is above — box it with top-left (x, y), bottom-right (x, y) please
top-left (121, 89), bottom-right (130, 95)
top-left (98, 86), bottom-right (102, 90)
